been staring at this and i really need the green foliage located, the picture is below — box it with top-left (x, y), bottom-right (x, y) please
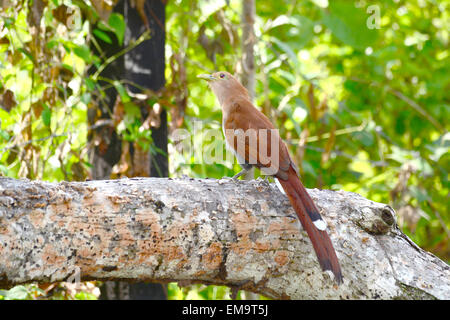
top-left (165, 0), bottom-right (449, 298)
top-left (166, 0), bottom-right (449, 263)
top-left (0, 286), bottom-right (31, 300)
top-left (167, 283), bottom-right (268, 300)
top-left (0, 283), bottom-right (99, 300)
top-left (0, 0), bottom-right (91, 180)
top-left (0, 0), bottom-right (448, 300)
top-left (108, 13), bottom-right (125, 45)
top-left (322, 0), bottom-right (379, 50)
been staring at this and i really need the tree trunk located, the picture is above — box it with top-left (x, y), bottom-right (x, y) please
top-left (241, 0), bottom-right (256, 102)
top-left (0, 177), bottom-right (448, 300)
top-left (90, 0), bottom-right (168, 300)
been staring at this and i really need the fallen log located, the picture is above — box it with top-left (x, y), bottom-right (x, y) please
top-left (0, 176), bottom-right (448, 299)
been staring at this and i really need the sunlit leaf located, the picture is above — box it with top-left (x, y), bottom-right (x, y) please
top-left (18, 48), bottom-right (35, 63)
top-left (113, 81), bottom-right (131, 103)
top-left (93, 28), bottom-right (113, 44)
top-left (85, 77), bottom-right (96, 90)
top-left (321, 0), bottom-right (378, 50)
top-left (108, 13), bottom-right (125, 46)
top-left (1, 286), bottom-right (28, 300)
top-left (73, 44), bottom-right (92, 63)
top-left (42, 104), bottom-right (52, 127)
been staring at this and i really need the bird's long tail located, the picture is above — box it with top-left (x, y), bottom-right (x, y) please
top-left (277, 166), bottom-right (343, 284)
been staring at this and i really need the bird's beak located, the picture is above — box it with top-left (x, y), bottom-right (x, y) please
top-left (197, 74), bottom-right (216, 81)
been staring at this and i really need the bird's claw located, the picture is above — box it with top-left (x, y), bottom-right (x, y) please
top-left (219, 176), bottom-right (239, 184)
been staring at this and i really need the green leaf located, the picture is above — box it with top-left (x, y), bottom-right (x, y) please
top-left (427, 132), bottom-right (450, 162)
top-left (409, 185), bottom-right (431, 203)
top-left (85, 77), bottom-right (96, 91)
top-left (73, 44), bottom-right (92, 63)
top-left (0, 164), bottom-right (9, 176)
top-left (46, 39), bottom-right (59, 49)
top-left (75, 291), bottom-right (97, 300)
top-left (2, 286), bottom-right (29, 300)
top-left (93, 28), bottom-right (113, 44)
top-left (81, 92), bottom-right (91, 104)
top-left (3, 17), bottom-right (15, 28)
top-left (268, 15), bottom-right (315, 49)
top-left (0, 128), bottom-right (10, 141)
top-left (42, 103), bottom-right (52, 127)
top-left (302, 160), bottom-right (317, 178)
top-left (18, 48), bottom-right (35, 63)
top-left (321, 1), bottom-right (378, 50)
top-left (124, 101), bottom-right (141, 118)
top-left (108, 13), bottom-right (125, 46)
top-left (270, 37), bottom-right (300, 68)
top-left (113, 81), bottom-right (130, 103)
top-left (290, 15), bottom-right (315, 48)
top-left (353, 130), bottom-right (374, 147)
top-left (97, 20), bottom-right (112, 32)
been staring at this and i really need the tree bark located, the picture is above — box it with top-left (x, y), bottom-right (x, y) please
top-left (89, 0), bottom-right (168, 300)
top-left (0, 177), bottom-right (448, 299)
top-left (241, 0), bottom-right (256, 102)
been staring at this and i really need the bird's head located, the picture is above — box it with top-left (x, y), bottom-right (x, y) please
top-left (198, 71), bottom-right (249, 105)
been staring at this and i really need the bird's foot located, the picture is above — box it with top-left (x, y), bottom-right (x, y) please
top-left (231, 170), bottom-right (247, 180)
top-left (231, 175), bottom-right (241, 181)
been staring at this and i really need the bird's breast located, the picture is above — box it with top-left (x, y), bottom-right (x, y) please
top-left (222, 121), bottom-right (245, 164)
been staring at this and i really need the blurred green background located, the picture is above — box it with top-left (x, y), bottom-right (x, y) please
top-left (0, 0), bottom-right (448, 299)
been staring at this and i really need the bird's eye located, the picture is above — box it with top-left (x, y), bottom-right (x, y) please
top-left (219, 73), bottom-right (225, 79)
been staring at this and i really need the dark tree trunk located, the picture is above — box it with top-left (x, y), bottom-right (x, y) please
top-left (88, 0), bottom-right (167, 300)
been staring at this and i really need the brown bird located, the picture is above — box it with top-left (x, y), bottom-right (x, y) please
top-left (199, 71), bottom-right (343, 284)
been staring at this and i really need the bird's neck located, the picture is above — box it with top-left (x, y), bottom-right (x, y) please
top-left (219, 92), bottom-right (249, 120)
top-left (213, 83), bottom-right (250, 119)
top-left (211, 81), bottom-right (249, 107)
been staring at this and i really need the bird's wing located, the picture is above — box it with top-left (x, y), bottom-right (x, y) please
top-left (223, 98), bottom-right (292, 178)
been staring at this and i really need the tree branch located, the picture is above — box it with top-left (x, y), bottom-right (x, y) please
top-left (0, 177), bottom-right (448, 299)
